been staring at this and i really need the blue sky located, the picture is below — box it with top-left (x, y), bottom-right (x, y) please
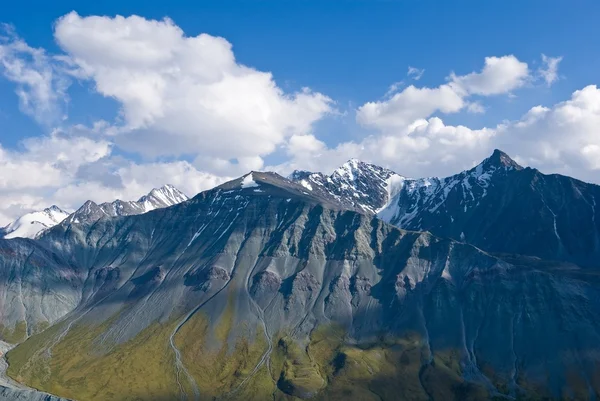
top-left (0, 0), bottom-right (599, 223)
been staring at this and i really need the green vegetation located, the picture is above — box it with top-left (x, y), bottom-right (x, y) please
top-left (7, 316), bottom-right (181, 400)
top-left (174, 293), bottom-right (276, 400)
top-left (0, 321), bottom-right (28, 343)
top-left (6, 307), bottom-right (493, 401)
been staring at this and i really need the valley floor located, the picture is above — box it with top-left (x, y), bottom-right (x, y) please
top-left (0, 340), bottom-right (69, 401)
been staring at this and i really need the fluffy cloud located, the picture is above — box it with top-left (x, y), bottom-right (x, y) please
top-left (449, 55), bottom-right (529, 96)
top-left (50, 159), bottom-right (226, 211)
top-left (505, 85), bottom-right (600, 177)
top-left (357, 55), bottom-right (531, 131)
top-left (53, 12), bottom-right (333, 169)
top-left (0, 13), bottom-right (586, 228)
top-left (0, 133), bottom-right (110, 191)
top-left (357, 84), bottom-right (465, 130)
top-left (273, 117), bottom-right (496, 178)
top-left (0, 12), bottom-right (335, 224)
top-left (275, 85), bottom-right (600, 185)
top-left (0, 131), bottom-right (226, 225)
top-left (0, 26), bottom-right (69, 125)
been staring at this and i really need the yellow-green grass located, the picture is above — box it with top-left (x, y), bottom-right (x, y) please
top-left (7, 307), bottom-right (499, 401)
top-left (0, 321), bottom-right (28, 343)
top-left (7, 315), bottom-right (181, 401)
top-left (174, 289), bottom-right (282, 400)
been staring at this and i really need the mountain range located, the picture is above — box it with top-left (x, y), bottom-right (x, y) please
top-left (0, 185), bottom-right (189, 240)
top-left (0, 151), bottom-right (599, 401)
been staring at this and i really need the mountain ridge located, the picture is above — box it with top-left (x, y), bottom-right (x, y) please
top-left (2, 170), bottom-right (599, 400)
top-left (1, 152), bottom-right (600, 400)
top-left (0, 185), bottom-right (189, 240)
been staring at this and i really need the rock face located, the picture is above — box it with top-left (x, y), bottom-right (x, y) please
top-left (378, 150), bottom-right (600, 268)
top-left (0, 239), bottom-right (81, 342)
top-left (2, 171), bottom-right (599, 400)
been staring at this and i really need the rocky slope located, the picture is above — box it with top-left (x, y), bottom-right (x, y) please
top-left (2, 172), bottom-right (599, 400)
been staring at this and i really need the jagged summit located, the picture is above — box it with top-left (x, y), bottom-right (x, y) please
top-left (61, 185), bottom-right (189, 227)
top-left (138, 184), bottom-right (189, 208)
top-left (479, 149), bottom-right (523, 171)
top-left (288, 159), bottom-right (405, 214)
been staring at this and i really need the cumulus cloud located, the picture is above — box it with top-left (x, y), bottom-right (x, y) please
top-left (272, 117), bottom-right (496, 178)
top-left (53, 12), bottom-right (333, 170)
top-left (275, 85), bottom-right (600, 186)
top-left (0, 12), bottom-right (335, 224)
top-left (0, 131), bottom-right (226, 225)
top-left (449, 55), bottom-right (529, 96)
top-left (0, 25), bottom-right (70, 125)
top-left (538, 54), bottom-right (563, 86)
top-left (0, 14), bottom-right (591, 228)
top-left (357, 84), bottom-right (465, 130)
top-left (357, 55), bottom-right (531, 132)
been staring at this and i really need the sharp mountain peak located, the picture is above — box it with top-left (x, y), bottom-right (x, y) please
top-left (479, 148), bottom-right (523, 171)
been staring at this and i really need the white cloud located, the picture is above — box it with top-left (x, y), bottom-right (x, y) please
top-left (357, 84), bottom-right (465, 131)
top-left (0, 16), bottom-right (594, 228)
top-left (449, 55), bottom-right (529, 96)
top-left (275, 85), bottom-right (600, 186)
top-left (538, 54), bottom-right (563, 86)
top-left (53, 12), bottom-right (333, 169)
top-left (357, 55), bottom-right (531, 132)
top-left (0, 132), bottom-right (110, 191)
top-left (407, 66), bottom-right (424, 80)
top-left (272, 117), bottom-right (496, 178)
top-left (0, 26), bottom-right (69, 125)
top-left (51, 160), bottom-right (226, 211)
top-left (0, 129), bottom-right (225, 225)
top-left (466, 102), bottom-right (485, 114)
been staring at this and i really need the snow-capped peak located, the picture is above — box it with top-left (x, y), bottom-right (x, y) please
top-left (1, 206), bottom-right (70, 239)
top-left (289, 160), bottom-right (405, 214)
top-left (377, 149), bottom-right (524, 230)
top-left (139, 184), bottom-right (189, 209)
top-left (61, 185), bottom-right (190, 227)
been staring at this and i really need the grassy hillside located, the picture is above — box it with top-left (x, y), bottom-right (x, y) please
top-left (7, 308), bottom-right (492, 401)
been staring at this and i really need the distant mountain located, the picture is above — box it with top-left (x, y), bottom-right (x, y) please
top-left (289, 159), bottom-right (406, 214)
top-left (2, 171), bottom-right (599, 400)
top-left (378, 150), bottom-right (600, 268)
top-left (0, 206), bottom-right (69, 240)
top-left (1, 185), bottom-right (188, 240)
top-left (63, 184), bottom-right (189, 225)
